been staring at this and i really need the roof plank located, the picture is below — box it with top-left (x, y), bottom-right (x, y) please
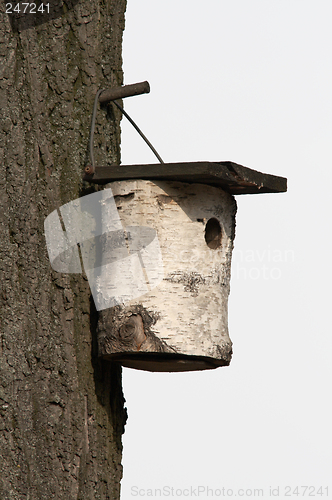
top-left (83, 161), bottom-right (287, 195)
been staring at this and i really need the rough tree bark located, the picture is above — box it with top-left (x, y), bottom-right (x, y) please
top-left (0, 1), bottom-right (127, 498)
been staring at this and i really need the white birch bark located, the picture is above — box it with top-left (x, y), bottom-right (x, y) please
top-left (97, 179), bottom-right (237, 371)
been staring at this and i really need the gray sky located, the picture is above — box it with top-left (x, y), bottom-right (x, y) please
top-left (119, 1), bottom-right (332, 497)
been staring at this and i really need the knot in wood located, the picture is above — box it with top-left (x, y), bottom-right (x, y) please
top-left (118, 315), bottom-right (146, 349)
top-left (119, 318), bottom-right (136, 342)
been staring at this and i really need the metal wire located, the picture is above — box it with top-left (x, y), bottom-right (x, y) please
top-left (89, 89), bottom-right (164, 167)
top-left (112, 100), bottom-right (164, 164)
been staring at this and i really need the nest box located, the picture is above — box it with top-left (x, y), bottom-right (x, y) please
top-left (80, 82), bottom-right (287, 372)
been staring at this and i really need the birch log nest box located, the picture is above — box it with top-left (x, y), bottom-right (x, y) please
top-left (82, 82), bottom-right (287, 372)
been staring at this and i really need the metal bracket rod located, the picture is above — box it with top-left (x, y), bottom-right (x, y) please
top-left (99, 81), bottom-right (150, 104)
top-left (85, 81), bottom-right (163, 176)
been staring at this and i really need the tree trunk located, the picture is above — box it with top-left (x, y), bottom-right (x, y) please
top-left (0, 1), bottom-right (127, 498)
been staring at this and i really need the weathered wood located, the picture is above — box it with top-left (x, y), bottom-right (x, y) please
top-left (83, 161), bottom-right (287, 194)
top-left (97, 180), bottom-right (237, 371)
